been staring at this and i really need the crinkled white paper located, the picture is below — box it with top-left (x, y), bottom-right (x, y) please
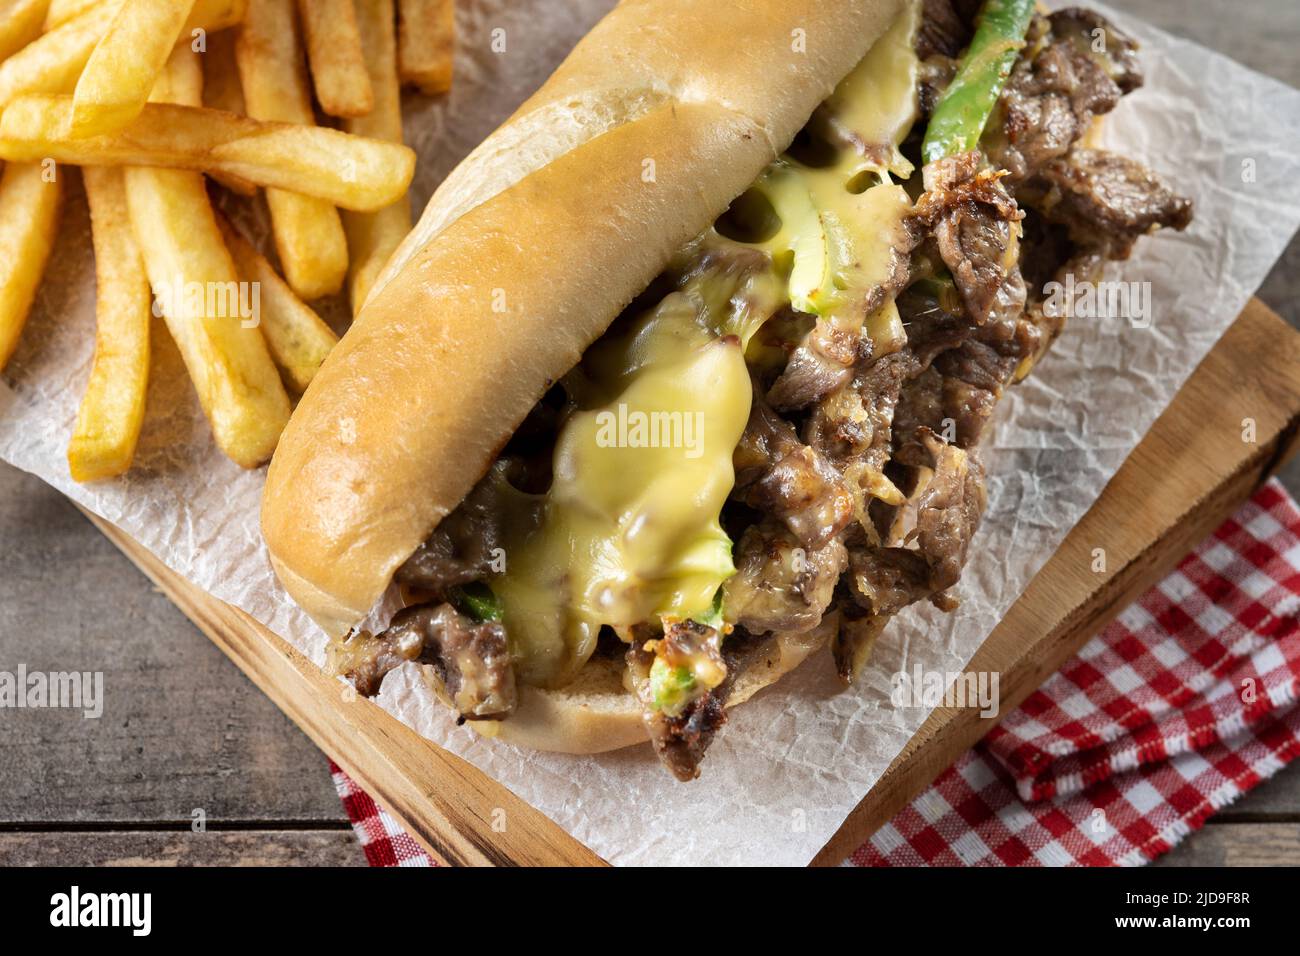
top-left (3, 2), bottom-right (1299, 866)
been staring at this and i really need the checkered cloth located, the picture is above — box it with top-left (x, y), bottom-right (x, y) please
top-left (334, 479), bottom-right (1300, 867)
top-left (332, 769), bottom-right (433, 867)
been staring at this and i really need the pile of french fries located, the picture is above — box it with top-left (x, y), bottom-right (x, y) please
top-left (0, 0), bottom-right (455, 480)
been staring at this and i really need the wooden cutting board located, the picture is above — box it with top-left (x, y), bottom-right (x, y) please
top-left (84, 298), bottom-right (1300, 867)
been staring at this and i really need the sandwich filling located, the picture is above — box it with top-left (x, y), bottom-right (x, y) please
top-left (328, 0), bottom-right (1193, 780)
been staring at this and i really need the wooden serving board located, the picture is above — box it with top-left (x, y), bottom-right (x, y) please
top-left (84, 298), bottom-right (1300, 867)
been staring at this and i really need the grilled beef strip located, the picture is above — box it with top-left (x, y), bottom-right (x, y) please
top-left (832, 428), bottom-right (987, 678)
top-left (766, 318), bottom-right (863, 412)
top-left (394, 474), bottom-right (509, 597)
top-left (802, 351), bottom-right (911, 472)
top-left (626, 621), bottom-right (731, 781)
top-left (328, 603), bottom-right (516, 721)
top-left (914, 151), bottom-right (1028, 326)
top-left (808, 142), bottom-right (1037, 681)
top-left (916, 0), bottom-right (974, 61)
top-left (983, 9), bottom-right (1142, 184)
top-left (901, 430), bottom-right (987, 591)
top-left (732, 393), bottom-right (856, 548)
top-left (766, 235), bottom-right (911, 413)
top-left (724, 521), bottom-right (848, 635)
top-left (893, 307), bottom-right (1041, 462)
top-left (802, 350), bottom-right (912, 525)
top-left (1024, 148), bottom-right (1194, 260)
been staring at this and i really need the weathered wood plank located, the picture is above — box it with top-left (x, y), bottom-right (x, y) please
top-left (0, 469), bottom-right (348, 826)
top-left (0, 829), bottom-right (366, 866)
top-left (1154, 823), bottom-right (1300, 867)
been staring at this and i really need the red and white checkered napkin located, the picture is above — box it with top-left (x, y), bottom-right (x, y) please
top-left (858, 479), bottom-right (1300, 866)
top-left (333, 479), bottom-right (1300, 868)
top-left (332, 770), bottom-right (434, 867)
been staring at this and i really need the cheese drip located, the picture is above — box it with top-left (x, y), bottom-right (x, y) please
top-left (493, 296), bottom-right (752, 688)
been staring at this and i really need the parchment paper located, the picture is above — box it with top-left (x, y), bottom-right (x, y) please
top-left (3, 2), bottom-right (1299, 866)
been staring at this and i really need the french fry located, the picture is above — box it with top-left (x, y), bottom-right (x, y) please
top-left (71, 0), bottom-right (198, 138)
top-left (0, 95), bottom-right (416, 212)
top-left (200, 28), bottom-right (255, 196)
top-left (344, 0), bottom-right (411, 314)
top-left (68, 165), bottom-right (152, 482)
top-left (150, 32), bottom-right (202, 109)
top-left (218, 215), bottom-right (338, 393)
top-left (236, 0), bottom-right (347, 300)
top-left (0, 161), bottom-right (62, 372)
top-left (124, 45), bottom-right (289, 467)
top-left (0, 3), bottom-right (117, 110)
top-left (297, 0), bottom-right (374, 118)
top-left (46, 0), bottom-right (246, 30)
top-left (126, 164), bottom-right (290, 466)
top-left (397, 0), bottom-right (453, 95)
top-left (43, 0), bottom-right (99, 30)
top-left (0, 0), bottom-right (50, 65)
top-left (343, 1), bottom-right (400, 145)
top-left (0, 0), bottom-right (247, 112)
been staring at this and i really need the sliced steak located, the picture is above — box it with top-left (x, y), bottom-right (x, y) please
top-left (914, 152), bottom-right (1028, 327)
top-left (766, 244), bottom-right (910, 413)
top-left (1032, 148), bottom-right (1194, 259)
top-left (1051, 8), bottom-right (1142, 94)
top-left (843, 469), bottom-right (982, 610)
top-left (803, 350), bottom-right (914, 519)
top-left (626, 637), bottom-right (728, 782)
top-left (327, 622), bottom-right (423, 700)
top-left (639, 690), bottom-right (726, 783)
top-left (733, 395), bottom-right (855, 547)
top-left (765, 320), bottom-right (859, 411)
top-left (395, 475), bottom-right (509, 597)
top-left (328, 604), bottom-right (516, 721)
top-left (917, 0), bottom-right (973, 60)
top-left (918, 54), bottom-right (957, 118)
top-left (835, 430), bottom-right (985, 679)
top-left (893, 318), bottom-right (1035, 466)
top-left (984, 11), bottom-right (1142, 183)
top-left (659, 619), bottom-right (728, 695)
top-left (845, 546), bottom-right (933, 621)
top-left (908, 431), bottom-right (986, 591)
top-left (724, 522), bottom-right (848, 635)
top-left (804, 351), bottom-right (913, 463)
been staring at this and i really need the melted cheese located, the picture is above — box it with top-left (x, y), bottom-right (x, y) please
top-left (820, 0), bottom-right (922, 181)
top-left (492, 295), bottom-right (751, 688)
top-left (749, 168), bottom-right (911, 333)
